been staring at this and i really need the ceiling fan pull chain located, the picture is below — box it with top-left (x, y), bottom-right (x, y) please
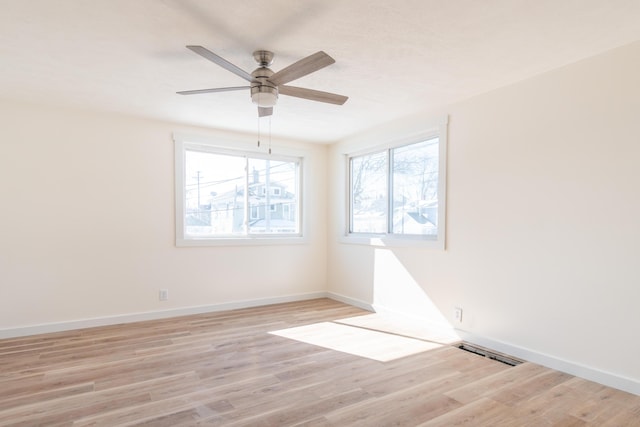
top-left (257, 116), bottom-right (261, 147)
top-left (268, 117), bottom-right (272, 155)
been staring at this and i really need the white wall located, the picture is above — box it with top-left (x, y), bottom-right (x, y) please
top-left (0, 102), bottom-right (328, 332)
top-left (328, 41), bottom-right (640, 390)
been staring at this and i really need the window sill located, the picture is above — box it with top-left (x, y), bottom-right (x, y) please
top-left (339, 234), bottom-right (444, 250)
top-left (177, 236), bottom-right (307, 247)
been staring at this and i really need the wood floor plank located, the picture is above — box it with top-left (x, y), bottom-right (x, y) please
top-left (444, 360), bottom-right (547, 404)
top-left (418, 397), bottom-right (516, 426)
top-left (0, 298), bottom-right (638, 426)
top-left (493, 370), bottom-right (573, 401)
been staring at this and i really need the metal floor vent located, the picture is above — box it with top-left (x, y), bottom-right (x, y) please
top-left (457, 343), bottom-right (523, 367)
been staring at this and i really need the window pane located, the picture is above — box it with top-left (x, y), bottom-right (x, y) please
top-left (350, 151), bottom-right (388, 233)
top-left (247, 158), bottom-right (299, 234)
top-left (185, 150), bottom-right (246, 237)
top-left (391, 138), bottom-right (439, 235)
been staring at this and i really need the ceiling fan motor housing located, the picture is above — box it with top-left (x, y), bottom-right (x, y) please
top-left (251, 64), bottom-right (278, 107)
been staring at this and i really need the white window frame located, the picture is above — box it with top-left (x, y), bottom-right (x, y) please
top-left (342, 116), bottom-right (448, 249)
top-left (174, 133), bottom-right (305, 246)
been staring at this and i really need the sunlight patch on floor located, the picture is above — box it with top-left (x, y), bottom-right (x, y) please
top-left (335, 313), bottom-right (460, 345)
top-left (269, 321), bottom-right (444, 362)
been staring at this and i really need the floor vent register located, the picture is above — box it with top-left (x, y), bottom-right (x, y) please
top-left (457, 343), bottom-right (523, 367)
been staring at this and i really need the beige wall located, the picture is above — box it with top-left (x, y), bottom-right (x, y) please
top-left (328, 41), bottom-right (640, 386)
top-left (0, 103), bottom-right (328, 330)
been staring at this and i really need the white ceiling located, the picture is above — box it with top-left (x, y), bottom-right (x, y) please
top-left (2, 0), bottom-right (640, 143)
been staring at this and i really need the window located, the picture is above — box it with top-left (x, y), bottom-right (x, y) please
top-left (346, 121), bottom-right (447, 248)
top-left (175, 134), bottom-right (302, 245)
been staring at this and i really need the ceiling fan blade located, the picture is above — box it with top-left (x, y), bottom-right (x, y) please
top-left (268, 51), bottom-right (335, 86)
top-left (177, 86), bottom-right (250, 95)
top-left (258, 107), bottom-right (273, 117)
top-left (279, 85), bottom-right (348, 105)
top-left (186, 46), bottom-right (253, 82)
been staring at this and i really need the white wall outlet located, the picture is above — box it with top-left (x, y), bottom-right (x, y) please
top-left (454, 307), bottom-right (463, 323)
top-left (159, 289), bottom-right (169, 301)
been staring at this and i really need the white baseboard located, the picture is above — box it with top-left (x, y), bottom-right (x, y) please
top-left (0, 292), bottom-right (328, 340)
top-left (326, 292), bottom-right (374, 312)
top-left (456, 329), bottom-right (640, 396)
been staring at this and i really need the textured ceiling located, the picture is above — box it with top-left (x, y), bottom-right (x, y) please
top-left (1, 0), bottom-right (639, 143)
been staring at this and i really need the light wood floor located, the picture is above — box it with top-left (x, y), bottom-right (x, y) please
top-left (1, 299), bottom-right (639, 426)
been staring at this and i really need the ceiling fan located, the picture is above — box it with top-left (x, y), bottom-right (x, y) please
top-left (177, 46), bottom-right (348, 117)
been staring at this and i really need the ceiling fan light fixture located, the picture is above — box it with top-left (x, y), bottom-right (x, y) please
top-left (251, 85), bottom-right (278, 108)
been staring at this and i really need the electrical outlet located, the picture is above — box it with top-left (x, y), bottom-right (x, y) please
top-left (159, 289), bottom-right (169, 301)
top-left (454, 307), bottom-right (463, 323)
